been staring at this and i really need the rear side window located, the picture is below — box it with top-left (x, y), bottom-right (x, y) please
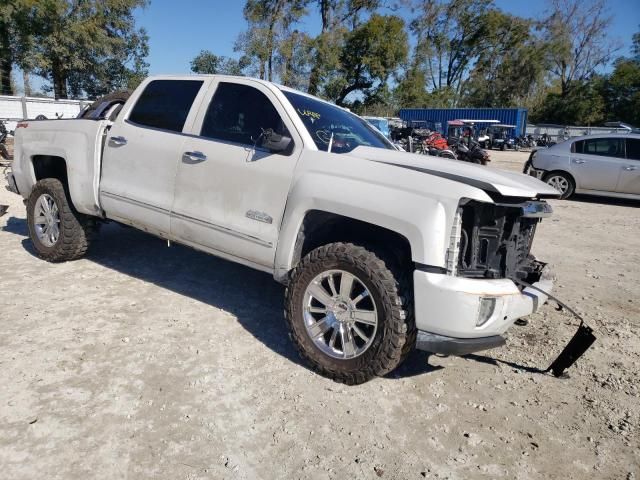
top-left (129, 80), bottom-right (203, 132)
top-left (582, 138), bottom-right (624, 158)
top-left (626, 138), bottom-right (640, 160)
top-left (572, 140), bottom-right (584, 153)
top-left (200, 82), bottom-right (289, 146)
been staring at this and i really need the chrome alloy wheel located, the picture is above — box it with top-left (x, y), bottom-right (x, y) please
top-left (33, 193), bottom-right (60, 247)
top-left (546, 175), bottom-right (570, 195)
top-left (302, 269), bottom-right (378, 360)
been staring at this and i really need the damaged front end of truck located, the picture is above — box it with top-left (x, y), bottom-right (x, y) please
top-left (453, 198), bottom-right (596, 377)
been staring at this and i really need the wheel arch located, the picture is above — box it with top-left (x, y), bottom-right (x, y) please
top-left (274, 201), bottom-right (448, 283)
top-left (30, 155), bottom-right (78, 209)
top-left (292, 210), bottom-right (413, 270)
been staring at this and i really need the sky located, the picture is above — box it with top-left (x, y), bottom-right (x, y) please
top-left (137, 0), bottom-right (639, 76)
top-left (15, 0), bottom-right (640, 95)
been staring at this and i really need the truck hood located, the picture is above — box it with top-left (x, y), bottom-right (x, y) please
top-left (348, 146), bottom-right (560, 199)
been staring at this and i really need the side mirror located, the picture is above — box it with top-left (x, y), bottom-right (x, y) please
top-left (261, 128), bottom-right (292, 154)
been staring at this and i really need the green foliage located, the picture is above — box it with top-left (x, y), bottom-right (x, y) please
top-left (464, 11), bottom-right (549, 109)
top-left (601, 58), bottom-right (640, 126)
top-left (32, 0), bottom-right (150, 99)
top-left (190, 50), bottom-right (248, 75)
top-left (410, 0), bottom-right (492, 102)
top-left (236, 0), bottom-right (309, 81)
top-left (530, 79), bottom-right (606, 125)
top-left (325, 14), bottom-right (408, 106)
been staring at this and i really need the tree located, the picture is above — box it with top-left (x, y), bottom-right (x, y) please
top-left (31, 0), bottom-right (149, 99)
top-left (275, 29), bottom-right (313, 89)
top-left (190, 50), bottom-right (248, 75)
top-left (0, 0), bottom-right (34, 95)
top-left (543, 0), bottom-right (617, 97)
top-left (238, 0), bottom-right (308, 82)
top-left (393, 66), bottom-right (432, 108)
top-left (325, 14), bottom-right (408, 106)
top-left (531, 78), bottom-right (606, 125)
top-left (410, 0), bottom-right (492, 104)
top-left (464, 11), bottom-right (550, 108)
top-left (307, 0), bottom-right (380, 95)
top-left (600, 29), bottom-right (640, 125)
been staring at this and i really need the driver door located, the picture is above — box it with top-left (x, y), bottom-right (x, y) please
top-left (171, 80), bottom-right (302, 268)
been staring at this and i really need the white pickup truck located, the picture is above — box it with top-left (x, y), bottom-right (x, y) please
top-left (5, 75), bottom-right (561, 384)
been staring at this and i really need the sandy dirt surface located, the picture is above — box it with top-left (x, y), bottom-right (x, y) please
top-left (0, 150), bottom-right (639, 479)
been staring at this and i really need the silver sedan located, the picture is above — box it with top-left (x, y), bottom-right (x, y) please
top-left (525, 133), bottom-right (640, 200)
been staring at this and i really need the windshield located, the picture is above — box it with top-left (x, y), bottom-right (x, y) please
top-left (282, 91), bottom-right (393, 153)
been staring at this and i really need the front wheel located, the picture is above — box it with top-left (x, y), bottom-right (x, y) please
top-left (285, 243), bottom-right (415, 384)
top-left (27, 178), bottom-right (96, 261)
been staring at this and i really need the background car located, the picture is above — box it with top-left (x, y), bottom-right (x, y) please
top-left (362, 116), bottom-right (391, 139)
top-left (526, 133), bottom-right (640, 199)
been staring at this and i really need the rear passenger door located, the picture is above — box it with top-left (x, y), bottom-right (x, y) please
top-left (569, 137), bottom-right (625, 192)
top-left (100, 79), bottom-right (207, 235)
top-left (617, 138), bottom-right (640, 194)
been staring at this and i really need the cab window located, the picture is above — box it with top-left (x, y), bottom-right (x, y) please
top-left (200, 82), bottom-right (290, 149)
top-left (128, 80), bottom-right (204, 132)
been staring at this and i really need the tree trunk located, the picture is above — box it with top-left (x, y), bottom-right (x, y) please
top-left (0, 21), bottom-right (13, 95)
top-left (52, 60), bottom-right (68, 99)
top-left (319, 0), bottom-right (331, 31)
top-left (23, 70), bottom-right (32, 96)
top-left (0, 57), bottom-right (12, 95)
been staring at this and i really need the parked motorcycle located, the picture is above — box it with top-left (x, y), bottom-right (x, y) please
top-left (451, 138), bottom-right (490, 165)
top-left (0, 121), bottom-right (12, 164)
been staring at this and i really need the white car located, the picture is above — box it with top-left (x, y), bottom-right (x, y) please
top-left (6, 75), bottom-right (562, 383)
top-left (526, 133), bottom-right (640, 200)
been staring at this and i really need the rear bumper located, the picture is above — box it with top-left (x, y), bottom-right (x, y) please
top-left (413, 264), bottom-right (554, 354)
top-left (5, 171), bottom-right (19, 194)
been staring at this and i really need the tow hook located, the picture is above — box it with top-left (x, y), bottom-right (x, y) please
top-left (512, 277), bottom-right (597, 378)
top-left (0, 205), bottom-right (7, 217)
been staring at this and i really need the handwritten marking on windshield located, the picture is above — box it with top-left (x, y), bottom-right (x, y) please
top-left (297, 109), bottom-right (321, 123)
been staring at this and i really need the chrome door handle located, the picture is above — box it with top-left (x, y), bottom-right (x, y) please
top-left (182, 151), bottom-right (207, 163)
top-left (109, 136), bottom-right (127, 146)
top-left (572, 159), bottom-right (586, 164)
top-left (623, 166), bottom-right (637, 171)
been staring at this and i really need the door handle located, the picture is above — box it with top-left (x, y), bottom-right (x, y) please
top-left (623, 166), bottom-right (637, 171)
top-left (571, 159), bottom-right (586, 164)
top-left (182, 151), bottom-right (207, 163)
top-left (109, 136), bottom-right (127, 146)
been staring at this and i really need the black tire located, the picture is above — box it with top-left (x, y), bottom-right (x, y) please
top-left (522, 158), bottom-right (532, 174)
top-left (543, 171), bottom-right (575, 200)
top-left (285, 242), bottom-right (415, 385)
top-left (26, 178), bottom-right (96, 261)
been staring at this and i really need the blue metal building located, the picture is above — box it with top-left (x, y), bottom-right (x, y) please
top-left (399, 108), bottom-right (528, 137)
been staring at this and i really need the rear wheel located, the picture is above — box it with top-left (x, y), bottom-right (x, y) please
top-left (285, 242), bottom-right (415, 385)
top-left (27, 179), bottom-right (96, 261)
top-left (544, 171), bottom-right (575, 199)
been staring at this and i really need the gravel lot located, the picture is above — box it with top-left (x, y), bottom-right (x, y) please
top-left (1, 150), bottom-right (639, 479)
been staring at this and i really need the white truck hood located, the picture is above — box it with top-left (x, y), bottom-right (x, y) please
top-left (348, 146), bottom-right (560, 199)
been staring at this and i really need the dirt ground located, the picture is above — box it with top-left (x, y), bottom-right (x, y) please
top-left (1, 149), bottom-right (639, 479)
